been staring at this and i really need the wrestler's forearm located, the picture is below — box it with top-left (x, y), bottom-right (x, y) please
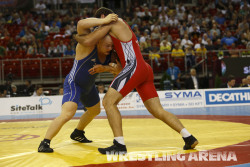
top-left (75, 25), bottom-right (112, 46)
top-left (77, 18), bottom-right (107, 30)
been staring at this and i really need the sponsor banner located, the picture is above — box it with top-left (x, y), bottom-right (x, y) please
top-left (1, 89), bottom-right (249, 116)
top-left (100, 92), bottom-right (136, 111)
top-left (205, 88), bottom-right (250, 106)
top-left (135, 90), bottom-right (204, 109)
top-left (0, 96), bottom-right (62, 116)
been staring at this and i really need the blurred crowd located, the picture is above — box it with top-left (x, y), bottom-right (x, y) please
top-left (0, 0), bottom-right (250, 97)
top-left (0, 0), bottom-right (249, 60)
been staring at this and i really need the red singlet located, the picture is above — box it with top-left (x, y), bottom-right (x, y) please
top-left (109, 21), bottom-right (158, 102)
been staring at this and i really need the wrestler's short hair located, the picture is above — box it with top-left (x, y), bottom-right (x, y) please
top-left (94, 7), bottom-right (114, 18)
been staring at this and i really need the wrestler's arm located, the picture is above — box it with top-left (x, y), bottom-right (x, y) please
top-left (77, 14), bottom-right (118, 30)
top-left (74, 25), bottom-right (112, 47)
top-left (88, 60), bottom-right (122, 76)
top-left (89, 51), bottom-right (122, 75)
top-left (74, 14), bottom-right (118, 46)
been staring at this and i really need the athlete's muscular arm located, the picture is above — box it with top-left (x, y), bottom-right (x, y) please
top-left (75, 14), bottom-right (118, 46)
top-left (77, 14), bottom-right (118, 30)
top-left (88, 60), bottom-right (122, 76)
top-left (74, 25), bottom-right (112, 47)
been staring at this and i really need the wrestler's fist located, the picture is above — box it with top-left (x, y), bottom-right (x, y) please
top-left (103, 14), bottom-right (118, 24)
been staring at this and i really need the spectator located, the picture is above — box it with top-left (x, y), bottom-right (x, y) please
top-left (6, 37), bottom-right (17, 51)
top-left (190, 26), bottom-right (201, 40)
top-left (97, 82), bottom-right (107, 93)
top-left (23, 30), bottom-right (35, 43)
top-left (40, 22), bottom-right (50, 36)
top-left (227, 20), bottom-right (238, 32)
top-left (64, 25), bottom-right (73, 37)
top-left (58, 86), bottom-right (63, 95)
top-left (141, 38), bottom-right (152, 54)
top-left (131, 13), bottom-right (141, 26)
top-left (64, 45), bottom-right (75, 57)
top-left (168, 15), bottom-right (179, 27)
top-left (181, 34), bottom-right (193, 49)
top-left (37, 40), bottom-right (47, 55)
top-left (142, 7), bottom-right (152, 22)
top-left (185, 46), bottom-right (195, 69)
top-left (149, 41), bottom-right (161, 66)
top-left (57, 40), bottom-right (67, 56)
top-left (194, 38), bottom-right (202, 50)
top-left (171, 44), bottom-right (185, 57)
top-left (246, 75), bottom-right (250, 87)
top-left (158, 11), bottom-right (168, 25)
top-left (160, 40), bottom-right (171, 53)
top-left (35, 29), bottom-right (46, 41)
top-left (166, 61), bottom-right (181, 89)
top-left (161, 31), bottom-right (172, 43)
top-left (32, 84), bottom-right (44, 96)
top-left (221, 31), bottom-right (238, 46)
top-left (238, 33), bottom-right (248, 46)
top-left (185, 68), bottom-right (201, 89)
top-left (240, 78), bottom-right (248, 87)
top-left (179, 22), bottom-right (188, 38)
top-left (237, 17), bottom-right (249, 36)
top-left (34, 0), bottom-right (46, 15)
top-left (202, 33), bottom-right (209, 46)
top-left (215, 12), bottom-right (226, 25)
top-left (49, 22), bottom-right (60, 33)
top-left (210, 24), bottom-right (221, 38)
top-left (151, 27), bottom-right (161, 40)
top-left (139, 20), bottom-right (151, 33)
top-left (18, 26), bottom-right (28, 38)
top-left (27, 42), bottom-right (37, 55)
top-left (139, 30), bottom-right (149, 44)
top-left (48, 41), bottom-right (58, 57)
top-left (22, 80), bottom-right (34, 96)
top-left (221, 75), bottom-right (236, 88)
top-left (206, 39), bottom-right (215, 51)
top-left (149, 11), bottom-right (159, 25)
top-left (196, 43), bottom-right (207, 57)
top-left (11, 84), bottom-right (20, 97)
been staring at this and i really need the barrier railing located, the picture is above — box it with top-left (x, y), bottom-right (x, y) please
top-left (0, 49), bottom-right (249, 84)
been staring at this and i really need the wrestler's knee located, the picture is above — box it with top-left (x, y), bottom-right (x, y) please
top-left (102, 96), bottom-right (114, 110)
top-left (59, 112), bottom-right (74, 123)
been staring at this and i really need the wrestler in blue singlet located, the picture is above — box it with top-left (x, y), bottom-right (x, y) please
top-left (62, 47), bottom-right (111, 108)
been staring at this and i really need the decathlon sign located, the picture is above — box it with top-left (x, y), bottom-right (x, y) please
top-left (205, 88), bottom-right (250, 106)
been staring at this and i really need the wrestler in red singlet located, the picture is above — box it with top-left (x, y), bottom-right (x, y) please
top-left (110, 21), bottom-right (158, 102)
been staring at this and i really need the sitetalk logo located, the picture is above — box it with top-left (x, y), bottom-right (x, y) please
top-left (11, 105), bottom-right (43, 111)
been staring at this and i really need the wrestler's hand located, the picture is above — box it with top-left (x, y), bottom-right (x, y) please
top-left (88, 64), bottom-right (105, 75)
top-left (109, 59), bottom-right (122, 76)
top-left (103, 14), bottom-right (118, 24)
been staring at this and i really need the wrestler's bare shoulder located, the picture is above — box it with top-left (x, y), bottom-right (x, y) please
top-left (75, 43), bottom-right (95, 60)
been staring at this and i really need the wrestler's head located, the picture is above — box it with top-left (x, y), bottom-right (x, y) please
top-left (94, 7), bottom-right (114, 18)
top-left (98, 35), bottom-right (113, 55)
